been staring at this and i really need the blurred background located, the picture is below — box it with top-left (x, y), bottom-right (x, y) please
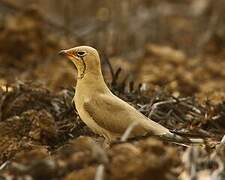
top-left (0, 0), bottom-right (225, 101)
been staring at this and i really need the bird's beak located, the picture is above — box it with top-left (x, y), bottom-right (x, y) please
top-left (59, 49), bottom-right (75, 60)
top-left (59, 50), bottom-right (67, 56)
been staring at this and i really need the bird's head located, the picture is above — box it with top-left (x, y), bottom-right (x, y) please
top-left (59, 46), bottom-right (101, 79)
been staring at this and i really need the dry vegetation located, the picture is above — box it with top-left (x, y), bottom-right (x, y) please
top-left (0, 0), bottom-right (225, 179)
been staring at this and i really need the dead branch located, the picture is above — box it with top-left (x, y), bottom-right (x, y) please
top-left (120, 122), bottom-right (138, 142)
top-left (95, 164), bottom-right (105, 180)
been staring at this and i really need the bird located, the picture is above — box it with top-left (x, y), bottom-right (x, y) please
top-left (59, 46), bottom-right (203, 145)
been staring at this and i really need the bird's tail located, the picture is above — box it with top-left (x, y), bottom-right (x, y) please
top-left (160, 132), bottom-right (204, 145)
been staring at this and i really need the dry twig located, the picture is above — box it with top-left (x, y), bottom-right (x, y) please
top-left (120, 122), bottom-right (138, 142)
top-left (95, 164), bottom-right (105, 180)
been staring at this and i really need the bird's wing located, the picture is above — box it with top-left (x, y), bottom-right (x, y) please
top-left (83, 93), bottom-right (169, 135)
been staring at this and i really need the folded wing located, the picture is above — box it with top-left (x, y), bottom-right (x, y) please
top-left (83, 93), bottom-right (170, 136)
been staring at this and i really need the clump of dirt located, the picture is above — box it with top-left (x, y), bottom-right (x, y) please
top-left (136, 44), bottom-right (225, 101)
top-left (108, 139), bottom-right (179, 180)
top-left (0, 82), bottom-right (93, 165)
top-left (0, 9), bottom-right (75, 90)
top-left (0, 136), bottom-right (180, 180)
top-left (0, 9), bottom-right (56, 77)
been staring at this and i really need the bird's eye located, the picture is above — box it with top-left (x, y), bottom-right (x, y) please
top-left (77, 51), bottom-right (86, 57)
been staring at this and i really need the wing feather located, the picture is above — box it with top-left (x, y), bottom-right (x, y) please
top-left (83, 94), bottom-right (169, 136)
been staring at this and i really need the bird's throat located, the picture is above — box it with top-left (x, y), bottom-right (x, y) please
top-left (77, 57), bottom-right (86, 79)
top-left (76, 68), bottom-right (109, 94)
